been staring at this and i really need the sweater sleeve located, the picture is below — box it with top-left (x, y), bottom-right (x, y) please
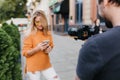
top-left (22, 35), bottom-right (33, 57)
top-left (76, 39), bottom-right (103, 80)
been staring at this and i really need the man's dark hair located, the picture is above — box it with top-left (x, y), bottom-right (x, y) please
top-left (98, 0), bottom-right (103, 4)
top-left (98, 0), bottom-right (120, 6)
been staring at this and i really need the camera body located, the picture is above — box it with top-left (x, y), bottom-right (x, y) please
top-left (68, 25), bottom-right (100, 40)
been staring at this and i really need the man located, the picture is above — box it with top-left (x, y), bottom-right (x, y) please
top-left (75, 0), bottom-right (120, 80)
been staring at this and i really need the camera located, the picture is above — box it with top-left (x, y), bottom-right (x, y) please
top-left (68, 25), bottom-right (100, 40)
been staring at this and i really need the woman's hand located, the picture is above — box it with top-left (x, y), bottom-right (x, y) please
top-left (27, 42), bottom-right (49, 56)
top-left (36, 42), bottom-right (49, 51)
top-left (44, 46), bottom-right (52, 53)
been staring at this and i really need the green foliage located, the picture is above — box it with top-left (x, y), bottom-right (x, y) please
top-left (1, 23), bottom-right (20, 51)
top-left (5, 46), bottom-right (22, 80)
top-left (0, 23), bottom-right (22, 80)
top-left (0, 46), bottom-right (22, 80)
top-left (2, 22), bottom-right (8, 27)
top-left (0, 0), bottom-right (27, 22)
top-left (0, 28), bottom-right (12, 51)
top-left (12, 63), bottom-right (22, 80)
top-left (36, 0), bottom-right (41, 2)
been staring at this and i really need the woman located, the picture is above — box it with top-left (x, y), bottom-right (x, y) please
top-left (22, 10), bottom-right (60, 80)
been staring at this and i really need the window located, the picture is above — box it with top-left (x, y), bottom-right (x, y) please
top-left (75, 2), bottom-right (82, 23)
top-left (76, 0), bottom-right (82, 2)
top-left (56, 14), bottom-right (59, 24)
top-left (56, 14), bottom-right (62, 24)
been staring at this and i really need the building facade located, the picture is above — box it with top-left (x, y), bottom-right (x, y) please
top-left (49, 0), bottom-right (69, 32)
top-left (26, 0), bottom-right (98, 32)
top-left (49, 0), bottom-right (98, 33)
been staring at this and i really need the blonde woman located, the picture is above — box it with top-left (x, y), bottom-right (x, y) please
top-left (22, 10), bottom-right (60, 80)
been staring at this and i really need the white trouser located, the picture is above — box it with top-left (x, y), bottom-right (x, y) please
top-left (27, 67), bottom-right (60, 80)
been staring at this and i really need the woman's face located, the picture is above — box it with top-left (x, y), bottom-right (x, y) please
top-left (34, 16), bottom-right (43, 30)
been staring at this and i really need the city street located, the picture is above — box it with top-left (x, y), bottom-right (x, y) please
top-left (21, 31), bottom-right (85, 80)
top-left (1, 0), bottom-right (115, 80)
top-left (49, 32), bottom-right (84, 80)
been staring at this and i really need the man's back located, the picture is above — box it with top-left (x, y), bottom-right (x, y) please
top-left (76, 26), bottom-right (120, 80)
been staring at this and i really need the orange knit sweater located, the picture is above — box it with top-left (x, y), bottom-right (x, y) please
top-left (22, 31), bottom-right (54, 73)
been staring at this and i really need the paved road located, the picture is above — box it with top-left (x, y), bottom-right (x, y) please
top-left (49, 33), bottom-right (84, 80)
top-left (20, 31), bottom-right (85, 80)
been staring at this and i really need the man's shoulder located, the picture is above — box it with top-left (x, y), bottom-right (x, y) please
top-left (86, 27), bottom-right (120, 46)
top-left (88, 28), bottom-right (113, 42)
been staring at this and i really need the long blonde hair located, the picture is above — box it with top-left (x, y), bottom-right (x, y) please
top-left (25, 10), bottom-right (48, 37)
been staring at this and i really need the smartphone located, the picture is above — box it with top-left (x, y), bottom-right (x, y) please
top-left (42, 40), bottom-right (50, 45)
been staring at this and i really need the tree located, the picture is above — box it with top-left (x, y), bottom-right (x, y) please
top-left (0, 23), bottom-right (22, 80)
top-left (0, 0), bottom-right (27, 23)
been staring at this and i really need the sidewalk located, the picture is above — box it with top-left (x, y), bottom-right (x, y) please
top-left (21, 31), bottom-right (85, 80)
top-left (49, 33), bottom-right (84, 80)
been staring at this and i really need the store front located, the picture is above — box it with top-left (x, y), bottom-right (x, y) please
top-left (49, 0), bottom-right (69, 33)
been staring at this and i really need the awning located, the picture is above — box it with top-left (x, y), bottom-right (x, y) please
top-left (53, 5), bottom-right (61, 13)
top-left (53, 0), bottom-right (69, 15)
top-left (60, 0), bottom-right (69, 15)
top-left (49, 0), bottom-right (58, 7)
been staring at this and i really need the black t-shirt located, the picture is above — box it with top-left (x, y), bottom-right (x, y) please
top-left (76, 26), bottom-right (120, 80)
